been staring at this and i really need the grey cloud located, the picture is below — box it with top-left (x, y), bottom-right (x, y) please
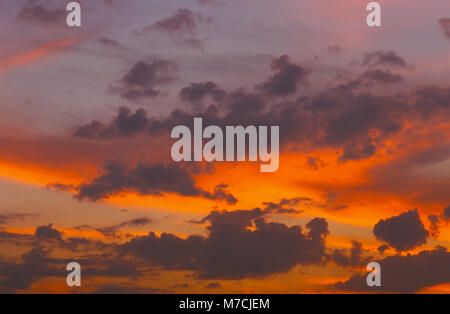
top-left (361, 50), bottom-right (408, 68)
top-left (97, 37), bottom-right (124, 49)
top-left (72, 161), bottom-right (237, 204)
top-left (35, 223), bottom-right (62, 241)
top-left (0, 246), bottom-right (63, 290)
top-left (332, 246), bottom-right (450, 293)
top-left (205, 282), bottom-right (221, 289)
top-left (72, 53), bottom-right (450, 163)
top-left (137, 8), bottom-right (212, 37)
top-left (73, 107), bottom-right (150, 139)
top-left (256, 55), bottom-right (310, 96)
top-left (17, 1), bottom-right (65, 26)
top-left (95, 217), bottom-right (153, 238)
top-left (180, 81), bottom-right (226, 105)
top-left (438, 18), bottom-right (450, 39)
top-left (373, 209), bottom-right (429, 251)
top-left (121, 209), bottom-right (329, 279)
top-left (111, 60), bottom-right (178, 101)
top-left (331, 241), bottom-right (372, 268)
top-left (0, 212), bottom-right (38, 225)
top-left (428, 205), bottom-right (450, 238)
top-left (262, 197), bottom-right (305, 214)
top-left (377, 244), bottom-right (389, 255)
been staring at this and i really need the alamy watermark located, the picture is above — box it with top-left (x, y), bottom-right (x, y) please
top-left (170, 118), bottom-right (280, 173)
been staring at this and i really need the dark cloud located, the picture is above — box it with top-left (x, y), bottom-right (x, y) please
top-left (256, 55), bottom-right (310, 96)
top-left (90, 285), bottom-right (166, 294)
top-left (332, 246), bottom-right (450, 293)
top-left (373, 209), bottom-right (429, 251)
top-left (205, 282), bottom-right (221, 289)
top-left (17, 1), bottom-right (65, 26)
top-left (72, 53), bottom-right (450, 163)
top-left (331, 241), bottom-right (372, 268)
top-left (305, 156), bottom-right (326, 170)
top-left (35, 224), bottom-right (62, 241)
top-left (438, 18), bottom-right (450, 39)
top-left (95, 217), bottom-right (153, 238)
top-left (180, 81), bottom-right (226, 105)
top-left (97, 37), bottom-right (124, 49)
top-left (202, 184), bottom-right (238, 205)
top-left (333, 69), bottom-right (404, 94)
top-left (0, 212), bottom-right (37, 225)
top-left (0, 225), bottom-right (147, 291)
top-left (73, 107), bottom-right (150, 139)
top-left (413, 85), bottom-right (450, 120)
top-left (361, 51), bottom-right (408, 68)
top-left (360, 69), bottom-right (403, 84)
top-left (261, 197), bottom-right (304, 214)
top-left (46, 183), bottom-right (75, 192)
top-left (428, 205), bottom-right (450, 238)
top-left (110, 60), bottom-right (178, 100)
top-left (72, 161), bottom-right (237, 204)
top-left (377, 245), bottom-right (389, 255)
top-left (0, 246), bottom-right (63, 290)
top-left (137, 8), bottom-right (212, 37)
top-left (122, 209), bottom-right (329, 279)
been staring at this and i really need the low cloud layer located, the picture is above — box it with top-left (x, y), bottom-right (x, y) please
top-left (332, 246), bottom-right (450, 293)
top-left (122, 209), bottom-right (329, 279)
top-left (64, 161), bottom-right (237, 204)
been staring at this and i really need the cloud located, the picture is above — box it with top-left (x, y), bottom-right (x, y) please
top-left (361, 50), bottom-right (408, 68)
top-left (73, 107), bottom-right (150, 139)
top-left (373, 209), bottom-right (429, 251)
top-left (35, 224), bottom-right (62, 241)
top-left (331, 241), bottom-right (372, 268)
top-left (121, 209), bottom-right (329, 279)
top-left (72, 53), bottom-right (450, 163)
top-left (332, 246), bottom-right (450, 293)
top-left (377, 244), bottom-right (389, 255)
top-left (0, 246), bottom-right (63, 290)
top-left (204, 282), bottom-right (221, 289)
top-left (94, 217), bottom-right (153, 238)
top-left (97, 37), bottom-right (124, 49)
top-left (110, 60), bottom-right (178, 100)
top-left (428, 205), bottom-right (450, 238)
top-left (256, 55), bottom-right (310, 96)
top-left (137, 8), bottom-right (212, 37)
top-left (17, 1), bottom-right (65, 26)
top-left (90, 285), bottom-right (166, 294)
top-left (71, 161), bottom-right (237, 204)
top-left (179, 81), bottom-right (226, 105)
top-left (261, 197), bottom-right (304, 214)
top-left (413, 85), bottom-right (450, 120)
top-left (336, 69), bottom-right (404, 92)
top-left (0, 212), bottom-right (38, 225)
top-left (0, 224), bottom-right (145, 291)
top-left (438, 18), bottom-right (450, 39)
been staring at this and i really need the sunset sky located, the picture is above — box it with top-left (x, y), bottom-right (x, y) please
top-left (0, 0), bottom-right (449, 294)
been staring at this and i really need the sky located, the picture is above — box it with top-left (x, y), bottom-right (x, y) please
top-left (0, 0), bottom-right (449, 294)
